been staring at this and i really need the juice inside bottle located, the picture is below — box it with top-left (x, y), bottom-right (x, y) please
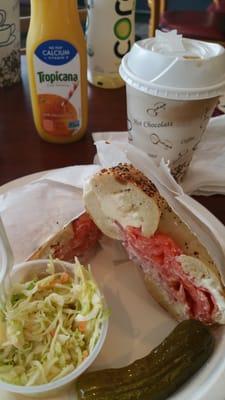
top-left (26, 0), bottom-right (88, 143)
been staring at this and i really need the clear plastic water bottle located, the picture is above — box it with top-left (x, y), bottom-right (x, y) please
top-left (86, 0), bottom-right (136, 89)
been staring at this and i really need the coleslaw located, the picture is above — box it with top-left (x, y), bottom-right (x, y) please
top-left (0, 258), bottom-right (108, 386)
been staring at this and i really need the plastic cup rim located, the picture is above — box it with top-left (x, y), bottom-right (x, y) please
top-left (120, 54), bottom-right (225, 100)
top-left (0, 259), bottom-right (109, 395)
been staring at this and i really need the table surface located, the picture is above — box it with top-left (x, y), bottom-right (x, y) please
top-left (0, 56), bottom-right (224, 225)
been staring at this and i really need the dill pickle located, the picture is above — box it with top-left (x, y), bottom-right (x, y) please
top-left (76, 320), bottom-right (214, 400)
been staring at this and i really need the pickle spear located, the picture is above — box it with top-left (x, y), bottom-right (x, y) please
top-left (76, 320), bottom-right (214, 400)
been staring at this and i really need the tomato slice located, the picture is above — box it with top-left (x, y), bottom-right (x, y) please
top-left (51, 212), bottom-right (101, 261)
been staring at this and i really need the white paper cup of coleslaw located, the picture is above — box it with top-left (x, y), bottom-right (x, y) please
top-left (119, 32), bottom-right (225, 181)
top-left (0, 259), bottom-right (108, 398)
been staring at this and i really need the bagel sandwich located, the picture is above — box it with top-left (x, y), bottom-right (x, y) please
top-left (83, 164), bottom-right (225, 325)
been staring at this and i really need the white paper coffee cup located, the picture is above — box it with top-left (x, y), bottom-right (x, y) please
top-left (126, 86), bottom-right (219, 181)
top-left (120, 32), bottom-right (225, 181)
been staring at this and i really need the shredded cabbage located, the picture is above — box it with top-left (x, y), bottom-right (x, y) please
top-left (0, 258), bottom-right (108, 386)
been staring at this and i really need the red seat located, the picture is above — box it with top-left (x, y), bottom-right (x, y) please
top-left (160, 10), bottom-right (225, 42)
top-left (148, 1), bottom-right (225, 45)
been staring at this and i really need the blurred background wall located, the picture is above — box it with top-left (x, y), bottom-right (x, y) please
top-left (20, 0), bottom-right (213, 44)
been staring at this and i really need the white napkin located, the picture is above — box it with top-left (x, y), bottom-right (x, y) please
top-left (93, 115), bottom-right (225, 196)
top-left (182, 115), bottom-right (225, 195)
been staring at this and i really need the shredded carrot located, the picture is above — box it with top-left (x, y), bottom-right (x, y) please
top-left (83, 350), bottom-right (89, 359)
top-left (37, 272), bottom-right (71, 291)
top-left (38, 277), bottom-right (57, 290)
top-left (60, 272), bottom-right (70, 284)
top-left (78, 321), bottom-right (86, 332)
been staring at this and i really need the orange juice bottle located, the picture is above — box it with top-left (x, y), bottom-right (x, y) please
top-left (26, 0), bottom-right (88, 144)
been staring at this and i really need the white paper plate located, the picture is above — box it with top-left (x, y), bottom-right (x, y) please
top-left (1, 171), bottom-right (225, 400)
